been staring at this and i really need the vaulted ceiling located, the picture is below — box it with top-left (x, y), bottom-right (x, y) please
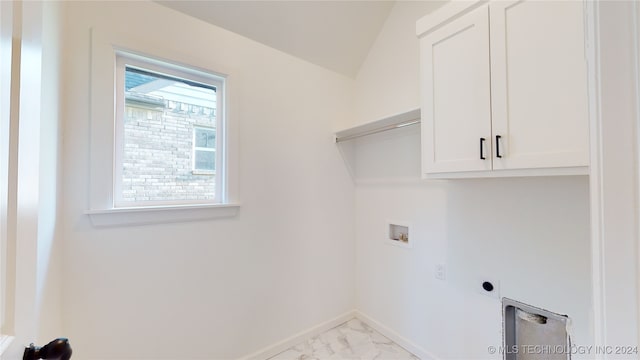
top-left (155, 1), bottom-right (396, 77)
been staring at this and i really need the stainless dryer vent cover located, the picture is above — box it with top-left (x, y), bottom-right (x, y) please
top-left (502, 298), bottom-right (571, 360)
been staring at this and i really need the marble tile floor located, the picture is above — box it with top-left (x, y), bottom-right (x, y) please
top-left (268, 319), bottom-right (419, 360)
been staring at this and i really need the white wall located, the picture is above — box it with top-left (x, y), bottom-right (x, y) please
top-left (351, 2), bottom-right (593, 359)
top-left (60, 1), bottom-right (355, 358)
top-left (36, 0), bottom-right (63, 345)
top-left (36, 2), bottom-right (64, 344)
top-left (0, 0), bottom-right (14, 343)
top-left (2, 1), bottom-right (64, 358)
top-left (354, 1), bottom-right (444, 124)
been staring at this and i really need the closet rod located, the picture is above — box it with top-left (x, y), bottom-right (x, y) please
top-left (334, 108), bottom-right (422, 143)
top-left (335, 119), bottom-right (420, 143)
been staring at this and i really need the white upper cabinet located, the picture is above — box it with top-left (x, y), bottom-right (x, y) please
top-left (490, 0), bottom-right (589, 170)
top-left (421, 5), bottom-right (492, 173)
top-left (417, 0), bottom-right (589, 177)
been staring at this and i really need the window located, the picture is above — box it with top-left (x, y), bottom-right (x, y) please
top-left (193, 127), bottom-right (216, 173)
top-left (88, 29), bottom-right (238, 226)
top-left (114, 54), bottom-right (225, 207)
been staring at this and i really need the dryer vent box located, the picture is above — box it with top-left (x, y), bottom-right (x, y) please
top-left (503, 298), bottom-right (571, 360)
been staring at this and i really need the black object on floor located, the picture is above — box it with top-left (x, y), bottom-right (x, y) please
top-left (23, 338), bottom-right (72, 360)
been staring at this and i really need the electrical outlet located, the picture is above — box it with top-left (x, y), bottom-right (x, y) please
top-left (435, 263), bottom-right (446, 280)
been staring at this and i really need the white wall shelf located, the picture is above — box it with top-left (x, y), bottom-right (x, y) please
top-left (334, 108), bottom-right (420, 143)
top-left (334, 108), bottom-right (422, 183)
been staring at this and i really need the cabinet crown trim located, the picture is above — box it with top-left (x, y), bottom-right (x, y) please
top-left (416, 0), bottom-right (487, 38)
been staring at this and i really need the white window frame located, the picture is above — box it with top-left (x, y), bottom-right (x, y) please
top-left (114, 53), bottom-right (224, 208)
top-left (87, 29), bottom-right (239, 226)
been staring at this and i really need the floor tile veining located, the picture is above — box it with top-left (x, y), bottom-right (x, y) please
top-left (269, 319), bottom-right (419, 360)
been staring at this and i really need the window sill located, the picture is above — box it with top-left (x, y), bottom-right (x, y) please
top-left (85, 203), bottom-right (240, 227)
top-left (192, 170), bottom-right (216, 175)
top-left (0, 335), bottom-right (14, 356)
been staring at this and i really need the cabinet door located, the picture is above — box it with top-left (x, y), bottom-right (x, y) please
top-left (420, 5), bottom-right (492, 174)
top-left (490, 0), bottom-right (589, 170)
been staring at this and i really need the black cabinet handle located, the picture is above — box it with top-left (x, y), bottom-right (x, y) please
top-left (480, 138), bottom-right (486, 160)
top-left (496, 135), bottom-right (502, 158)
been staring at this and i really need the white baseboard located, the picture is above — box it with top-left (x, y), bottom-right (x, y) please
top-left (355, 310), bottom-right (441, 360)
top-left (238, 310), bottom-right (356, 360)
